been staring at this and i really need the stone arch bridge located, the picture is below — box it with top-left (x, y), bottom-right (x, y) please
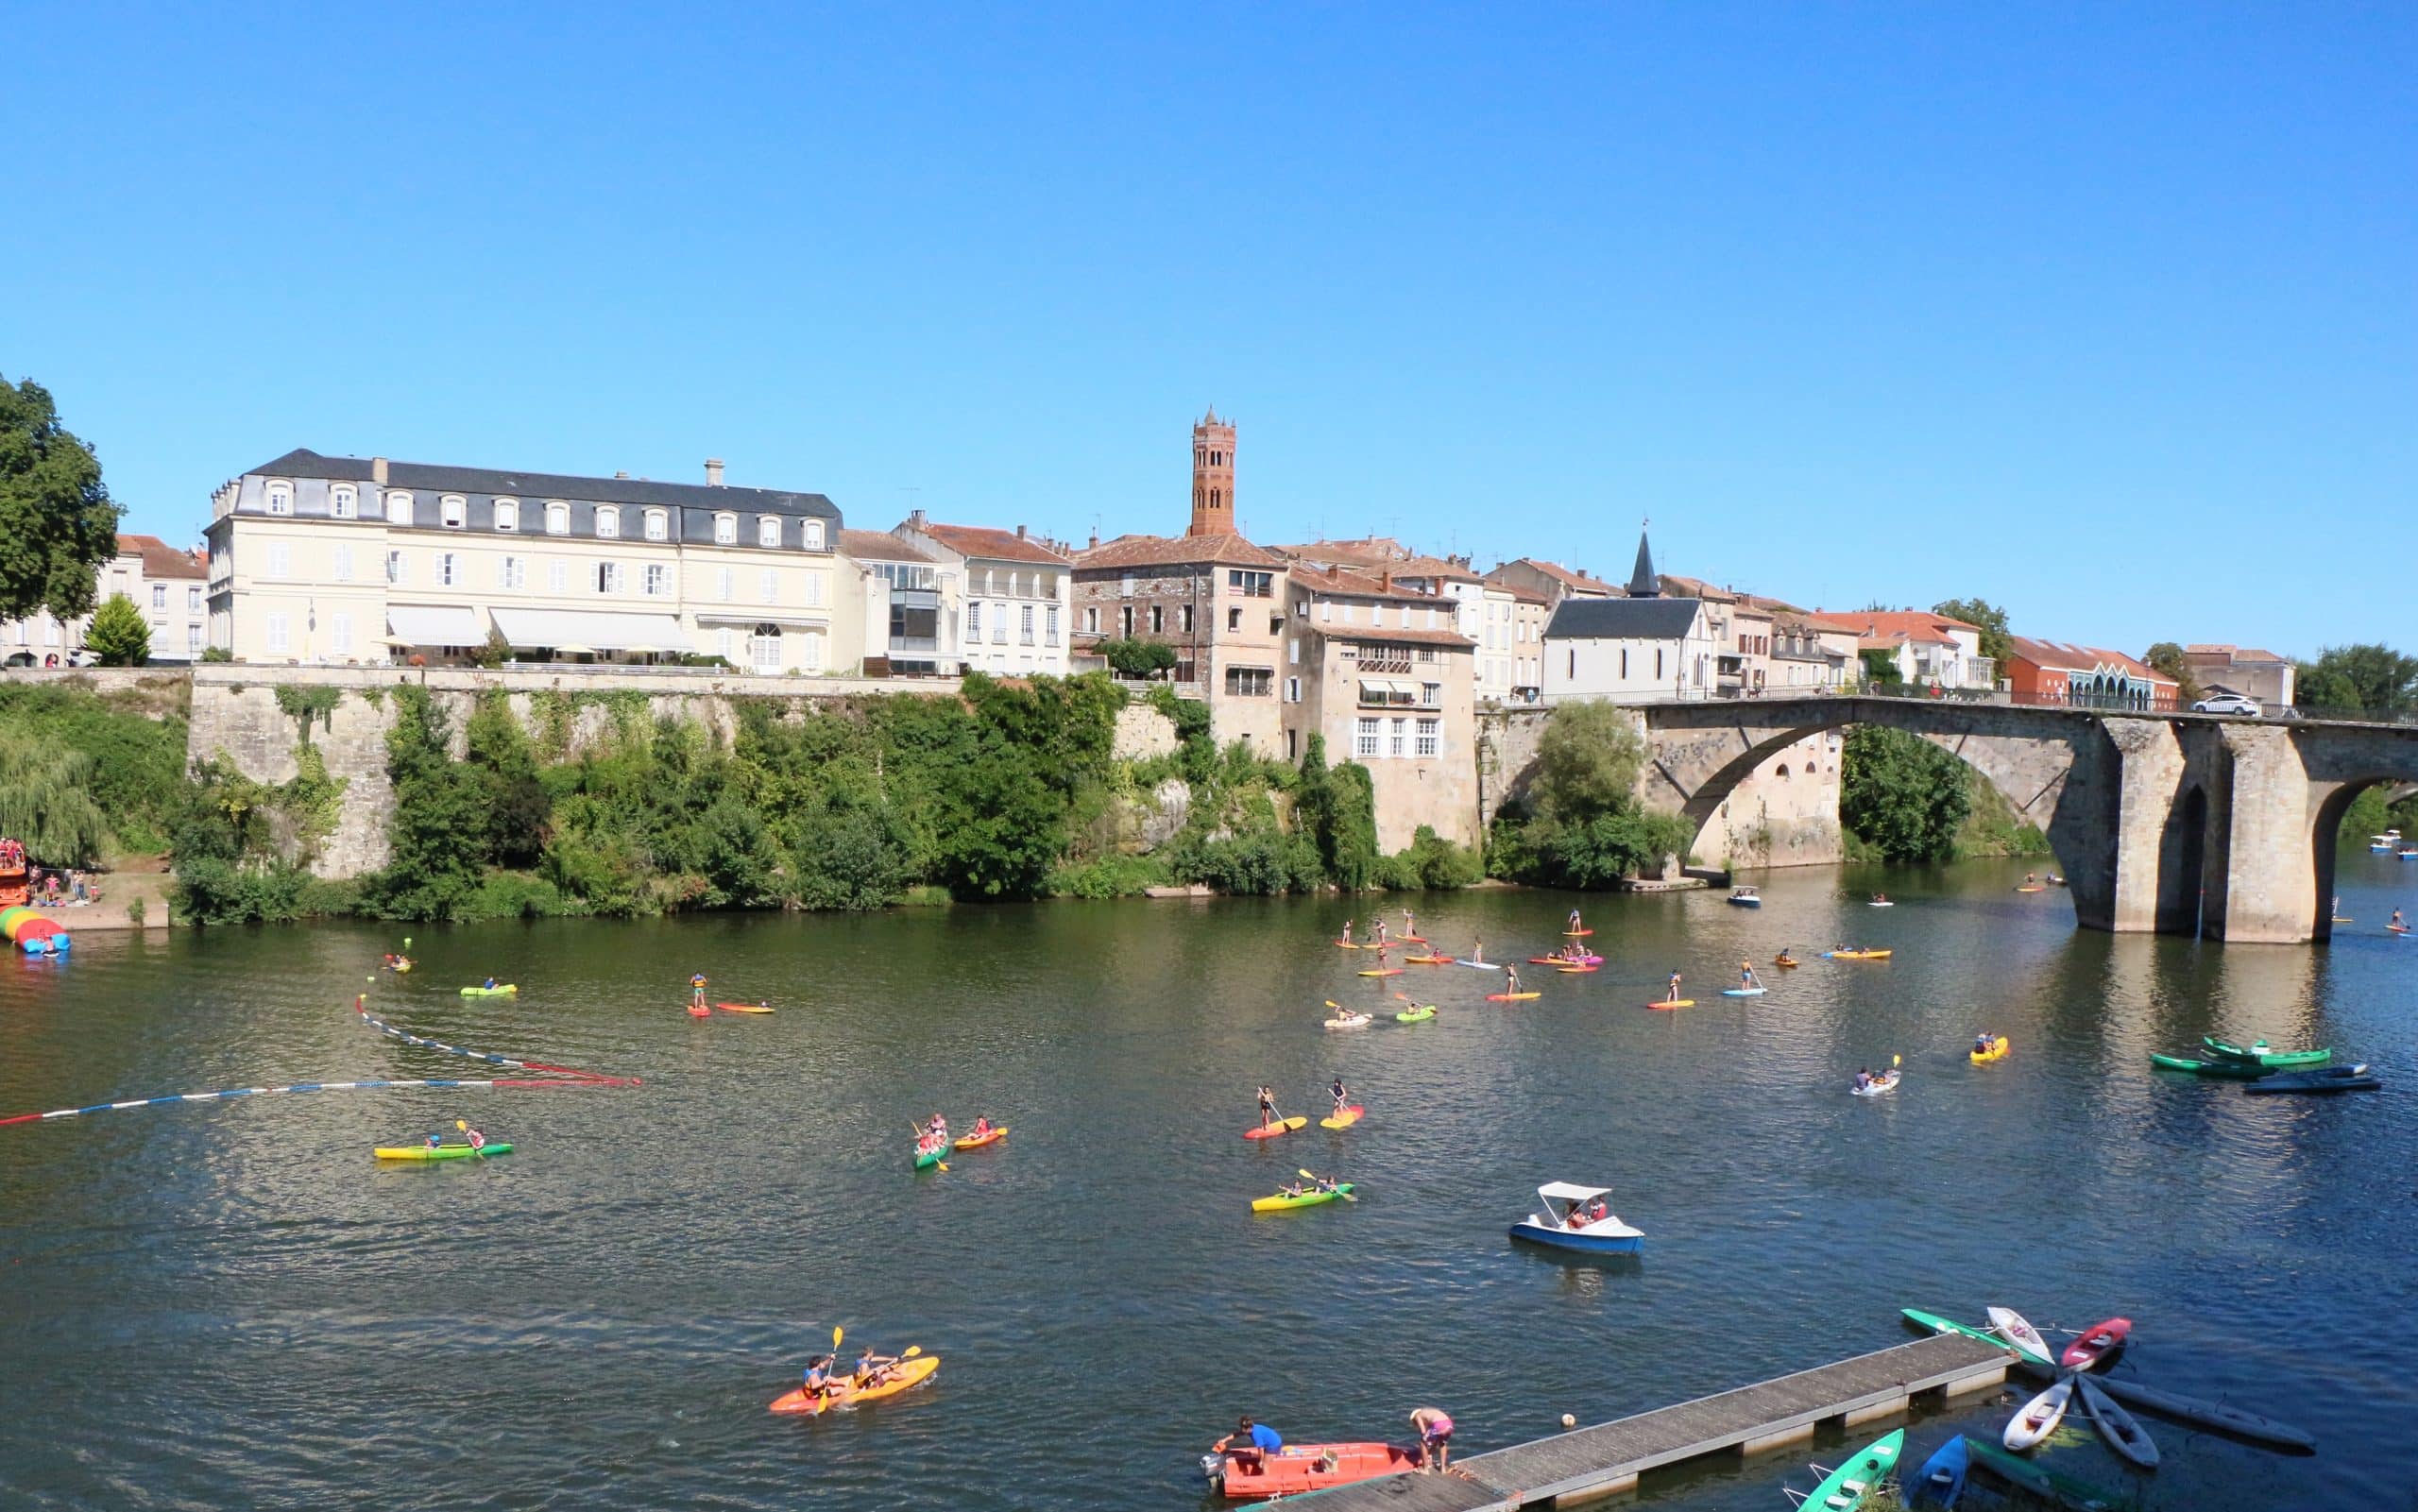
top-left (1490, 696), bottom-right (2418, 944)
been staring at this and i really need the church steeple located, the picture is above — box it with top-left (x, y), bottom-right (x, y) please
top-left (1626, 519), bottom-right (1660, 597)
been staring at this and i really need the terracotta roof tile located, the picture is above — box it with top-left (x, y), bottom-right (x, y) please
top-left (2005, 636), bottom-right (2176, 683)
top-left (913, 521), bottom-right (1072, 566)
top-left (1298, 564), bottom-right (1451, 603)
top-left (1831, 609), bottom-right (1975, 646)
top-left (1490, 557), bottom-right (1617, 593)
top-left (116, 533), bottom-right (207, 579)
top-left (837, 529), bottom-right (934, 563)
top-left (1073, 533), bottom-right (1286, 570)
top-left (1304, 623), bottom-right (1475, 650)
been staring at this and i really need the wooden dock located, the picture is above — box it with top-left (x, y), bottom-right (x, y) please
top-left (1294, 1333), bottom-right (2013, 1509)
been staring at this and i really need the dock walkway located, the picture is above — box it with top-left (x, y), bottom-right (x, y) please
top-left (1296, 1333), bottom-right (2012, 1509)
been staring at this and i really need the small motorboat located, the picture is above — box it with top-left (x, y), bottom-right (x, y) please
top-left (2060, 1317), bottom-right (2130, 1371)
top-left (1728, 886), bottom-right (1762, 908)
top-left (1507, 1181), bottom-right (1643, 1255)
top-left (2368, 835), bottom-right (2394, 852)
top-left (1867, 897), bottom-right (1895, 908)
top-left (1203, 1441), bottom-right (1420, 1498)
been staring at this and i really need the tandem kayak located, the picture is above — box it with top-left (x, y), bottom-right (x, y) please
top-left (458, 984), bottom-right (518, 996)
top-left (1252, 1181), bottom-right (1354, 1212)
top-left (1800, 1428), bottom-right (1902, 1512)
top-left (1970, 1036), bottom-right (2011, 1063)
top-left (374, 1142), bottom-right (512, 1161)
top-left (2203, 1037), bottom-right (2329, 1068)
top-left (1244, 1116), bottom-right (1309, 1140)
top-left (1205, 1441), bottom-right (1420, 1498)
top-left (1320, 1104), bottom-right (1365, 1130)
top-left (770, 1354), bottom-right (940, 1416)
top-left (1394, 1005), bottom-right (1437, 1024)
top-left (913, 1144), bottom-right (947, 1170)
top-left (952, 1126), bottom-right (1007, 1151)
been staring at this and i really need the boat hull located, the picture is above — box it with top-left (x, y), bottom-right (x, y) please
top-left (1207, 1441), bottom-right (1421, 1498)
top-left (1508, 1218), bottom-right (1642, 1254)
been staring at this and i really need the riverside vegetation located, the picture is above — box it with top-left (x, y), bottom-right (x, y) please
top-left (10, 672), bottom-right (2415, 927)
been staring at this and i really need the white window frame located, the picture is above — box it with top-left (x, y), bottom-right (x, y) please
top-left (386, 550), bottom-right (407, 585)
top-left (1046, 604), bottom-right (1059, 645)
top-left (714, 513), bottom-right (737, 545)
top-left (643, 563), bottom-right (669, 597)
top-left (494, 499), bottom-right (519, 533)
top-left (332, 545), bottom-right (353, 583)
top-left (264, 480), bottom-right (294, 516)
top-left (598, 562), bottom-right (624, 594)
top-left (803, 573), bottom-right (823, 607)
top-left (803, 632), bottom-right (824, 672)
top-left (151, 583), bottom-right (167, 610)
top-left (1389, 717), bottom-right (1407, 758)
top-left (758, 568), bottom-right (777, 603)
top-left (716, 567), bottom-right (734, 602)
top-left (265, 543), bottom-right (290, 580)
top-left (1020, 603), bottom-right (1034, 645)
top-left (758, 516), bottom-right (781, 548)
top-left (331, 613), bottom-right (353, 656)
top-left (265, 613), bottom-right (289, 654)
top-left (596, 506), bottom-right (620, 539)
top-left (750, 625), bottom-right (781, 673)
top-left (386, 491), bottom-right (414, 525)
top-left (331, 484), bottom-right (357, 520)
top-left (502, 556), bottom-right (526, 590)
top-left (440, 495), bottom-right (467, 529)
top-left (802, 518), bottom-right (826, 550)
top-left (187, 622), bottom-right (203, 652)
top-left (545, 501), bottom-right (570, 535)
top-left (644, 508), bottom-right (669, 542)
top-left (547, 560), bottom-right (569, 593)
top-left (437, 552), bottom-right (460, 587)
top-left (716, 628), bottom-right (735, 662)
top-left (1354, 717), bottom-right (1380, 758)
top-left (1416, 718), bottom-right (1439, 757)
top-left (187, 585), bottom-right (203, 613)
top-left (967, 603), bottom-right (982, 641)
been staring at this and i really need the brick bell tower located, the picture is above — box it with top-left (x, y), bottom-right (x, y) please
top-left (1187, 406), bottom-right (1236, 537)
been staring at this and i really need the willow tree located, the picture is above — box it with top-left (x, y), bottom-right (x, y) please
top-left (0, 732), bottom-right (108, 863)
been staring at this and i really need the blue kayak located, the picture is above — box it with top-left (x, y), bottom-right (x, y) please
top-left (1911, 1436), bottom-right (1969, 1508)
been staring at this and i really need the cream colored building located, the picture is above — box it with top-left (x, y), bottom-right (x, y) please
top-left (3, 534), bottom-right (209, 665)
top-left (892, 511), bottom-right (1074, 678)
top-left (1282, 564), bottom-right (1480, 848)
top-left (204, 451), bottom-right (843, 674)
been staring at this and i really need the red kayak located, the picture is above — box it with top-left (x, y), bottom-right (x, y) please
top-left (1211, 1442), bottom-right (1422, 1498)
top-left (2060, 1317), bottom-right (2132, 1371)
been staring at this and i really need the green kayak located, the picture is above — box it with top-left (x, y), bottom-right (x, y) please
top-left (458, 984), bottom-right (518, 997)
top-left (2203, 1037), bottom-right (2330, 1068)
top-left (375, 1142), bottom-right (513, 1162)
top-left (1252, 1181), bottom-right (1355, 1213)
top-left (2152, 1052), bottom-right (2278, 1079)
top-left (1901, 1307), bottom-right (2052, 1368)
top-left (1800, 1429), bottom-right (1901, 1512)
top-left (914, 1144), bottom-right (946, 1170)
top-left (1395, 1005), bottom-right (1437, 1024)
top-left (1962, 1436), bottom-right (2121, 1511)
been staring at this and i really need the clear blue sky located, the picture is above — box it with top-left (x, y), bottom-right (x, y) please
top-left (8, 5), bottom-right (2411, 655)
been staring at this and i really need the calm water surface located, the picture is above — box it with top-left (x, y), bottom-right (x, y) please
top-left (2, 858), bottom-right (2412, 1509)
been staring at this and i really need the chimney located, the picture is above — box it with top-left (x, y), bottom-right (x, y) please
top-left (1088, 531), bottom-right (1099, 550)
top-left (1380, 569), bottom-right (1393, 593)
top-left (370, 456), bottom-right (388, 485)
top-left (615, 470), bottom-right (630, 480)
top-left (1326, 564), bottom-right (1339, 581)
top-left (705, 458), bottom-right (724, 487)
top-left (1016, 523), bottom-right (1028, 539)
top-left (910, 508), bottom-right (928, 531)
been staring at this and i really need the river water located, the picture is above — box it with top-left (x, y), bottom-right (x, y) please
top-left (2, 858), bottom-right (2411, 1510)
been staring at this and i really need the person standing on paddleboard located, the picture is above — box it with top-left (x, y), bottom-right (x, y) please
top-left (1256, 1086), bottom-right (1279, 1130)
top-left (1373, 915), bottom-right (1389, 946)
top-left (1739, 960), bottom-right (1760, 991)
top-left (1567, 908), bottom-right (1582, 932)
top-left (1401, 907), bottom-right (1416, 937)
top-left (1329, 1077), bottom-right (1349, 1115)
top-left (1504, 962), bottom-right (1522, 994)
top-left (1339, 919), bottom-right (1354, 945)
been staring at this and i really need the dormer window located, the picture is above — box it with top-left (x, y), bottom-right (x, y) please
top-left (264, 480), bottom-right (294, 516)
top-left (331, 484), bottom-right (357, 520)
top-left (597, 506), bottom-right (621, 539)
top-left (644, 508), bottom-right (669, 542)
top-left (385, 491), bottom-right (414, 525)
top-left (714, 513), bottom-right (737, 545)
top-left (494, 499), bottom-right (519, 532)
top-left (758, 516), bottom-right (781, 548)
top-left (545, 501), bottom-right (570, 535)
top-left (440, 495), bottom-right (467, 529)
top-left (802, 518), bottom-right (825, 551)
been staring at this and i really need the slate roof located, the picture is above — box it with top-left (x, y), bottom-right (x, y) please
top-left (914, 521), bottom-right (1072, 567)
top-left (1074, 533), bottom-right (1286, 570)
top-left (1544, 597), bottom-right (1708, 640)
top-left (116, 533), bottom-right (207, 579)
top-left (836, 529), bottom-right (933, 563)
top-left (243, 448), bottom-right (839, 518)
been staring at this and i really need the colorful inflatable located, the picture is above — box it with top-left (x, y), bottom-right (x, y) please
top-left (1, 906), bottom-right (69, 955)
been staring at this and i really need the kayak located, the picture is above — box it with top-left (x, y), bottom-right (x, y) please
top-left (1913, 1435), bottom-right (1970, 1508)
top-left (1773, 955), bottom-right (1800, 967)
top-left (770, 1353), bottom-right (939, 1416)
top-left (1320, 1103), bottom-right (1365, 1130)
top-left (2002, 1376), bottom-right (2073, 1451)
top-left (1645, 998), bottom-right (1695, 1011)
top-left (1970, 1036), bottom-right (2010, 1063)
top-left (1851, 1070), bottom-right (1900, 1096)
top-left (1985, 1306), bottom-right (2054, 1363)
top-left (913, 1144), bottom-right (947, 1170)
top-left (1826, 949), bottom-right (1894, 960)
top-left (1244, 1116), bottom-right (1309, 1140)
top-left (2060, 1317), bottom-right (2130, 1371)
top-left (2244, 1064), bottom-right (2379, 1094)
top-left (375, 1142), bottom-right (512, 1161)
top-left (1868, 900), bottom-right (1895, 908)
top-left (2203, 1037), bottom-right (2330, 1067)
top-left (1900, 1308), bottom-right (2052, 1368)
top-left (1487, 992), bottom-right (1541, 1002)
top-left (2150, 1053), bottom-right (2274, 1079)
top-left (458, 984), bottom-right (518, 996)
top-left (1394, 1005), bottom-right (1436, 1024)
top-left (2086, 1372), bottom-right (2315, 1451)
top-left (715, 1001), bottom-right (775, 1013)
top-left (952, 1126), bottom-right (1007, 1150)
top-left (2074, 1374), bottom-right (2158, 1468)
top-left (1355, 968), bottom-right (1405, 977)
top-left (1252, 1181), bottom-right (1355, 1212)
top-left (1528, 955), bottom-right (1602, 965)
top-left (1207, 1440), bottom-right (1419, 1497)
top-left (1962, 1437), bottom-right (2124, 1511)
top-left (1323, 1013), bottom-right (1373, 1030)
top-left (1800, 1428), bottom-right (1902, 1512)
top-left (1557, 965), bottom-right (1598, 974)
top-left (1720, 986), bottom-right (1765, 997)
top-left (1402, 954), bottom-right (1454, 964)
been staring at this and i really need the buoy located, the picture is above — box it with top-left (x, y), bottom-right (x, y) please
top-left (1560, 1413), bottom-right (1576, 1428)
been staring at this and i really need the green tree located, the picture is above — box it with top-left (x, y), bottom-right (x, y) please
top-left (0, 377), bottom-right (120, 623)
top-left (1527, 700), bottom-right (1647, 824)
top-left (84, 592), bottom-right (151, 666)
top-left (1840, 725), bottom-right (1971, 862)
top-left (1930, 598), bottom-right (2013, 667)
top-left (1859, 648), bottom-right (1903, 688)
top-left (0, 731), bottom-right (108, 864)
top-left (368, 687), bottom-right (491, 919)
top-left (2141, 643), bottom-right (2203, 705)
top-left (2296, 643), bottom-right (2418, 716)
top-left (1098, 637), bottom-right (1177, 677)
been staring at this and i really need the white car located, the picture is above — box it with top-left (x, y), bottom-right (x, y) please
top-left (2191, 692), bottom-right (2261, 716)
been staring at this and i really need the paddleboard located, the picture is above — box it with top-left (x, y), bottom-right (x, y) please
top-left (1557, 965), bottom-right (1598, 974)
top-left (686, 1005), bottom-right (711, 1018)
top-left (1456, 960), bottom-right (1502, 970)
top-left (1319, 1104), bottom-right (1365, 1130)
top-left (1562, 928), bottom-right (1593, 937)
top-left (715, 1001), bottom-right (775, 1013)
top-left (1486, 992), bottom-right (1541, 1002)
top-left (1355, 968), bottom-right (1404, 977)
top-left (1398, 935), bottom-right (1429, 943)
top-left (1244, 1116), bottom-right (1309, 1140)
top-left (1720, 986), bottom-right (1766, 997)
top-left (1646, 998), bottom-right (1695, 1010)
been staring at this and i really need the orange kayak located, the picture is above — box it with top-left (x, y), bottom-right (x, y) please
top-left (952, 1126), bottom-right (1007, 1151)
top-left (770, 1354), bottom-right (939, 1415)
top-left (715, 1001), bottom-right (775, 1014)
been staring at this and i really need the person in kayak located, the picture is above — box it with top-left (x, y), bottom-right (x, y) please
top-left (928, 1113), bottom-right (949, 1146)
top-left (1410, 1406), bottom-right (1455, 1470)
top-left (482, 977), bottom-right (498, 990)
top-left (1256, 1086), bottom-right (1279, 1129)
top-left (969, 1114), bottom-right (992, 1142)
top-left (1974, 1032), bottom-right (1993, 1056)
top-left (465, 1125), bottom-right (486, 1151)
top-left (800, 1353), bottom-right (843, 1402)
top-left (424, 1131), bottom-right (443, 1149)
top-left (1329, 1077), bottom-right (1350, 1114)
top-left (853, 1345), bottom-right (902, 1388)
top-left (1854, 1067), bottom-right (1872, 1091)
top-left (1214, 1416), bottom-right (1283, 1464)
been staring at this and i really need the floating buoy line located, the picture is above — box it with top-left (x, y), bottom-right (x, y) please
top-left (0, 994), bottom-right (639, 1129)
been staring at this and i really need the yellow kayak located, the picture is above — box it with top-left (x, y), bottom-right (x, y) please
top-left (1970, 1035), bottom-right (2011, 1063)
top-left (770, 1354), bottom-right (939, 1415)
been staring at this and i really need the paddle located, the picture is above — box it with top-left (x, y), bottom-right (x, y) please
top-left (1296, 1166), bottom-right (1358, 1201)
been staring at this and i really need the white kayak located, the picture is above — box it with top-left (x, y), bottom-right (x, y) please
top-left (1322, 1013), bottom-right (1372, 1030)
top-left (2003, 1376), bottom-right (2074, 1452)
top-left (1851, 1070), bottom-right (1900, 1096)
top-left (1986, 1305), bottom-right (2055, 1363)
top-left (2076, 1374), bottom-right (2159, 1468)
